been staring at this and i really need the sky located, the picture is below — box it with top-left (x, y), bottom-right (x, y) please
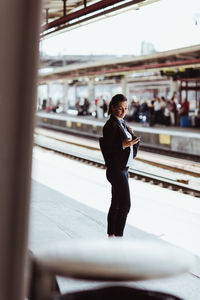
top-left (40, 0), bottom-right (200, 56)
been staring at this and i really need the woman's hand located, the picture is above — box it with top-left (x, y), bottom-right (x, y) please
top-left (127, 126), bottom-right (134, 133)
top-left (122, 137), bottom-right (140, 149)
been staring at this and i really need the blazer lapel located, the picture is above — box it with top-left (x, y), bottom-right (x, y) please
top-left (110, 115), bottom-right (129, 139)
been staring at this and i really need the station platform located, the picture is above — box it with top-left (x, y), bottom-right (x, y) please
top-left (29, 180), bottom-right (200, 299)
top-left (29, 147), bottom-right (200, 299)
top-left (35, 112), bottom-right (200, 157)
top-left (36, 111), bottom-right (200, 133)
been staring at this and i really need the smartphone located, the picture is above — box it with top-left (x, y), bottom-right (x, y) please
top-left (133, 136), bottom-right (141, 140)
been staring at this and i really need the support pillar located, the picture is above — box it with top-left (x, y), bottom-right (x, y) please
top-left (46, 8), bottom-right (49, 24)
top-left (63, 81), bottom-right (69, 113)
top-left (88, 78), bottom-right (95, 105)
top-left (47, 82), bottom-right (51, 99)
top-left (0, 0), bottom-right (42, 300)
top-left (121, 75), bottom-right (127, 97)
top-left (63, 0), bottom-right (67, 16)
top-left (170, 79), bottom-right (179, 101)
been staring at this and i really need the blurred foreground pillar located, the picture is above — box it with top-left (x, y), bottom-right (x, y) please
top-left (0, 1), bottom-right (42, 299)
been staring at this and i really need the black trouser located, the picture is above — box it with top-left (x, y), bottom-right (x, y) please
top-left (106, 167), bottom-right (131, 236)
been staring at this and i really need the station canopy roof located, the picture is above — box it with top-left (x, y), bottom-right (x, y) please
top-left (41, 0), bottom-right (159, 37)
top-left (39, 44), bottom-right (200, 82)
top-left (40, 0), bottom-right (200, 82)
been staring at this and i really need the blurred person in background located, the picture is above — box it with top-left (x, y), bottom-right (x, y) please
top-left (148, 99), bottom-right (155, 126)
top-left (180, 98), bottom-right (190, 117)
top-left (101, 98), bottom-right (108, 117)
top-left (163, 100), bottom-right (171, 126)
top-left (139, 100), bottom-right (148, 124)
top-left (83, 98), bottom-right (90, 115)
top-left (154, 97), bottom-right (162, 124)
top-left (169, 96), bottom-right (177, 125)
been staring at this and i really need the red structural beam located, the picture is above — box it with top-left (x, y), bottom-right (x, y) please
top-left (54, 58), bottom-right (200, 79)
top-left (180, 77), bottom-right (200, 81)
top-left (101, 58), bottom-right (200, 73)
top-left (43, 0), bottom-right (141, 31)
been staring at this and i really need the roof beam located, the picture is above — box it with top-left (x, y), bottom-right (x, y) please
top-left (39, 57), bottom-right (200, 81)
top-left (42, 0), bottom-right (145, 34)
top-left (45, 8), bottom-right (49, 24)
top-left (63, 0), bottom-right (67, 16)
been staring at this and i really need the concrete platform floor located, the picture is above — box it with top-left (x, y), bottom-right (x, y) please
top-left (29, 179), bottom-right (200, 300)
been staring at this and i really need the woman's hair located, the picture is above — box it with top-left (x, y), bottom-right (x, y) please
top-left (108, 94), bottom-right (127, 115)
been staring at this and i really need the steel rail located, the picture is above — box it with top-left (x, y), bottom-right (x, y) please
top-left (35, 128), bottom-right (200, 177)
top-left (36, 124), bottom-right (200, 163)
top-left (34, 134), bottom-right (200, 198)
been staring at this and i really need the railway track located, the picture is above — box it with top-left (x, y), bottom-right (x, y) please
top-left (138, 144), bottom-right (200, 163)
top-left (34, 133), bottom-right (200, 198)
top-left (37, 122), bottom-right (200, 163)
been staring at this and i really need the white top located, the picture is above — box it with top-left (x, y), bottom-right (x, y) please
top-left (154, 101), bottom-right (162, 111)
top-left (123, 126), bottom-right (134, 168)
top-left (119, 119), bottom-right (134, 168)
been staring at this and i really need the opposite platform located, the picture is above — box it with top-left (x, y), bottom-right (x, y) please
top-left (36, 112), bottom-right (200, 157)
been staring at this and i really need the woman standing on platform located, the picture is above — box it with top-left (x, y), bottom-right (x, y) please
top-left (99, 94), bottom-right (140, 237)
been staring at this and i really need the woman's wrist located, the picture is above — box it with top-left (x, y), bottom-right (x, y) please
top-left (122, 142), bottom-right (128, 149)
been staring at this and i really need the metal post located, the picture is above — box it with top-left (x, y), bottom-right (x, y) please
top-left (179, 80), bottom-right (182, 103)
top-left (186, 81), bottom-right (188, 100)
top-left (47, 82), bottom-right (51, 100)
top-left (88, 78), bottom-right (94, 105)
top-left (195, 80), bottom-right (197, 108)
top-left (84, 0), bottom-right (87, 8)
top-left (63, 0), bottom-right (67, 16)
top-left (46, 8), bottom-right (49, 24)
top-left (63, 80), bottom-right (69, 113)
top-left (0, 0), bottom-right (42, 299)
top-left (121, 75), bottom-right (127, 97)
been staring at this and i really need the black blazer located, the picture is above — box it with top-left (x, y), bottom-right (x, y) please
top-left (99, 115), bottom-right (139, 170)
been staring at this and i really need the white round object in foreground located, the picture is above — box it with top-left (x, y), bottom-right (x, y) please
top-left (36, 239), bottom-right (195, 281)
